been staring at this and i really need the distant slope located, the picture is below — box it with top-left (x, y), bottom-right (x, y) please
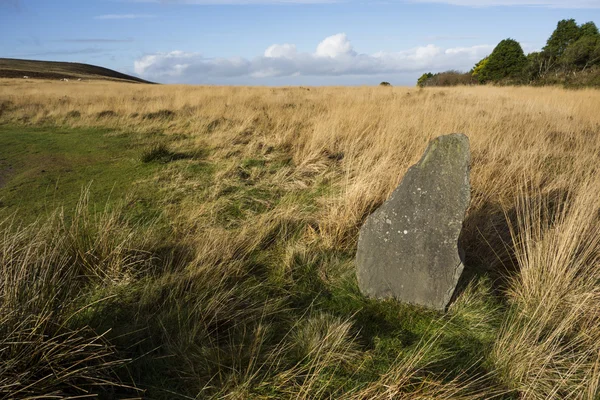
top-left (0, 58), bottom-right (154, 84)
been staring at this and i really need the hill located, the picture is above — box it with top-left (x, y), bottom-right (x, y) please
top-left (0, 58), bottom-right (154, 83)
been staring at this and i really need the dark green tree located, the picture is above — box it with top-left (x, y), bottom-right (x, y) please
top-left (562, 35), bottom-right (600, 71)
top-left (543, 19), bottom-right (582, 58)
top-left (580, 21), bottom-right (600, 37)
top-left (478, 38), bottom-right (527, 82)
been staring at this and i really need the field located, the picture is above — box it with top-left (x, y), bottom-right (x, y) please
top-left (1, 79), bottom-right (600, 399)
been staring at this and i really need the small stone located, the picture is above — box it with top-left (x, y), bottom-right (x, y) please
top-left (355, 133), bottom-right (471, 311)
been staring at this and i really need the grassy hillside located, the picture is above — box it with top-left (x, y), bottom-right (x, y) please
top-left (0, 58), bottom-right (154, 83)
top-left (1, 80), bottom-right (600, 399)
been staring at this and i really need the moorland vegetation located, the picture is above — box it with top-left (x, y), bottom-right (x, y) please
top-left (1, 81), bottom-right (600, 399)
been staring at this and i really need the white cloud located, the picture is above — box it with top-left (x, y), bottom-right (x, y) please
top-left (444, 44), bottom-right (493, 56)
top-left (134, 33), bottom-right (494, 83)
top-left (315, 33), bottom-right (355, 57)
top-left (407, 0), bottom-right (600, 7)
top-left (264, 43), bottom-right (297, 58)
top-left (94, 14), bottom-right (156, 20)
top-left (412, 44), bottom-right (443, 60)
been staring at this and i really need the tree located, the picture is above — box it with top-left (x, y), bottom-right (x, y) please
top-left (580, 21), bottom-right (600, 37)
top-left (523, 52), bottom-right (543, 82)
top-left (479, 39), bottom-right (527, 83)
top-left (416, 72), bottom-right (433, 87)
top-left (562, 35), bottom-right (600, 71)
top-left (544, 19), bottom-right (582, 59)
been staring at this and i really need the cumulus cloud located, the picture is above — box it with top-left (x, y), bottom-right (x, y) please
top-left (264, 43), bottom-right (297, 58)
top-left (94, 14), bottom-right (155, 20)
top-left (315, 33), bottom-right (355, 58)
top-left (134, 33), bottom-right (493, 83)
top-left (408, 0), bottom-right (600, 7)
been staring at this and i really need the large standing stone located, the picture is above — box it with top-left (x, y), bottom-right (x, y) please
top-left (356, 133), bottom-right (470, 311)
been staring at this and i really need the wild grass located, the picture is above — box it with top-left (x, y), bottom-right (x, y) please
top-left (1, 79), bottom-right (600, 398)
top-left (492, 179), bottom-right (600, 399)
top-left (0, 193), bottom-right (157, 398)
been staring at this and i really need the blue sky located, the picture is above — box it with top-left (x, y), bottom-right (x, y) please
top-left (1, 0), bottom-right (599, 85)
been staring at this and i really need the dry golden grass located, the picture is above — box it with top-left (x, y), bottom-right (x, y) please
top-left (2, 79), bottom-right (600, 398)
top-left (3, 80), bottom-right (599, 251)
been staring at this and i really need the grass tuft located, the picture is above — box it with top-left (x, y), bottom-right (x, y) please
top-left (66, 109), bottom-right (80, 118)
top-left (141, 143), bottom-right (179, 163)
top-left (143, 109), bottom-right (176, 120)
top-left (96, 110), bottom-right (118, 118)
top-left (0, 190), bottom-right (160, 398)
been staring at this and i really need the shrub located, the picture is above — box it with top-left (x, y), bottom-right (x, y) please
top-left (421, 71), bottom-right (476, 87)
top-left (436, 71), bottom-right (476, 86)
top-left (471, 57), bottom-right (489, 83)
top-left (417, 72), bottom-right (434, 87)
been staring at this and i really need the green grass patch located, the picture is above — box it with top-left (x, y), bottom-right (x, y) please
top-left (0, 125), bottom-right (163, 221)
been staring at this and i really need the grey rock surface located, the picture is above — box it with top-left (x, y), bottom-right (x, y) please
top-left (356, 133), bottom-right (471, 310)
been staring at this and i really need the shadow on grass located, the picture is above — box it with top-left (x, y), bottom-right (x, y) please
top-left (141, 143), bottom-right (206, 164)
top-left (453, 188), bottom-right (572, 304)
top-left (142, 110), bottom-right (176, 121)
